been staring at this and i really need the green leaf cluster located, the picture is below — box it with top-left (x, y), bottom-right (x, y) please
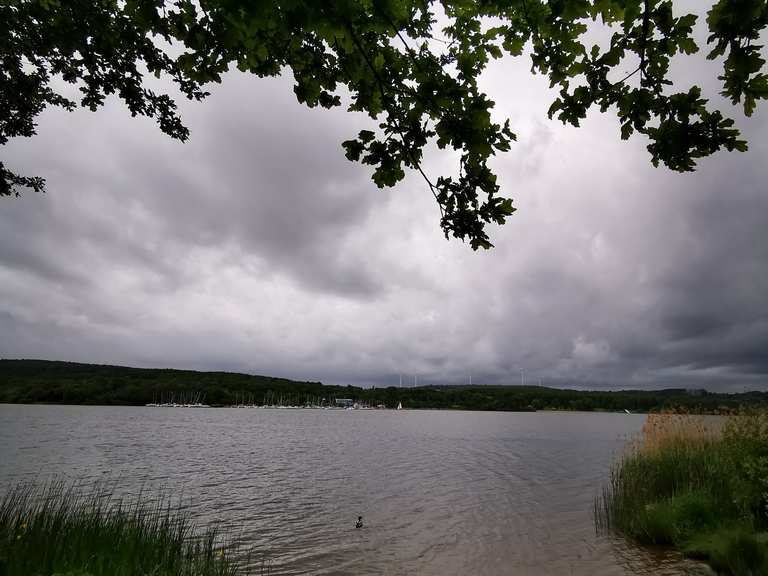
top-left (2, 0), bottom-right (766, 248)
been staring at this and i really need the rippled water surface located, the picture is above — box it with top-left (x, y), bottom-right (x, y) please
top-left (0, 405), bottom-right (704, 575)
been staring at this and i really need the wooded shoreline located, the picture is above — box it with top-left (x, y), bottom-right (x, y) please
top-left (2, 360), bottom-right (766, 414)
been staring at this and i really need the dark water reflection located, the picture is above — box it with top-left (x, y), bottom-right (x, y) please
top-left (0, 405), bottom-right (707, 575)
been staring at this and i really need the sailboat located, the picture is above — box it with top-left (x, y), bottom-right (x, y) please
top-left (397, 402), bottom-right (402, 410)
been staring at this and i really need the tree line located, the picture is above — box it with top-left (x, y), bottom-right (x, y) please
top-left (1, 359), bottom-right (765, 414)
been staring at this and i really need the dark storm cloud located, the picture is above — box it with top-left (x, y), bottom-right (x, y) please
top-left (643, 122), bottom-right (768, 377)
top-left (1, 3), bottom-right (767, 389)
top-left (3, 74), bottom-right (397, 301)
top-left (109, 73), bottom-right (397, 298)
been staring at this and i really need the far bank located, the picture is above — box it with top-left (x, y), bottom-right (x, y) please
top-left (2, 359), bottom-right (766, 414)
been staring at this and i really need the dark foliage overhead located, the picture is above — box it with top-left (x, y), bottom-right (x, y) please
top-left (2, 0), bottom-right (766, 247)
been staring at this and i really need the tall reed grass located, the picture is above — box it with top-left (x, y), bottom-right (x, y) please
top-left (596, 411), bottom-right (768, 575)
top-left (0, 480), bottom-right (247, 576)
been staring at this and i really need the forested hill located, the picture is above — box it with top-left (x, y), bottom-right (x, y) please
top-left (0, 359), bottom-right (327, 406)
top-left (1, 359), bottom-right (766, 414)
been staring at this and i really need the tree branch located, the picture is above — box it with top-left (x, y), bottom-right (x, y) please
top-left (639, 0), bottom-right (650, 80)
top-left (340, 23), bottom-right (444, 216)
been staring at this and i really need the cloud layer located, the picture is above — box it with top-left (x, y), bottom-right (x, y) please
top-left (1, 8), bottom-right (767, 391)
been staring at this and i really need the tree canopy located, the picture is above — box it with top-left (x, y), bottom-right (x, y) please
top-left (2, 0), bottom-right (766, 248)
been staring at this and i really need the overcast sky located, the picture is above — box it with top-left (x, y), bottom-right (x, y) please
top-left (1, 4), bottom-right (766, 391)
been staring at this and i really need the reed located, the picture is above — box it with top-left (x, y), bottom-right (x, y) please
top-left (596, 410), bottom-right (768, 575)
top-left (636, 413), bottom-right (721, 454)
top-left (0, 479), bottom-right (247, 576)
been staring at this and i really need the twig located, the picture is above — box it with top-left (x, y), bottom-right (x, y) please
top-left (639, 0), bottom-right (650, 80)
top-left (341, 23), bottom-right (444, 215)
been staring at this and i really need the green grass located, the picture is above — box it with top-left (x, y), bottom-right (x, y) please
top-left (0, 480), bottom-right (249, 576)
top-left (685, 527), bottom-right (768, 575)
top-left (596, 412), bottom-right (768, 575)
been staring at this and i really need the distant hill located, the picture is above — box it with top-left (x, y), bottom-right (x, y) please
top-left (1, 359), bottom-right (766, 413)
top-left (0, 359), bottom-right (328, 406)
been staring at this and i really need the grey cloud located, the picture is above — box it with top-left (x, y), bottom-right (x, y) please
top-left (1, 7), bottom-right (767, 390)
top-left (112, 73), bottom-right (396, 298)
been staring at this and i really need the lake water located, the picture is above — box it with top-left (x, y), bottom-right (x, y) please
top-left (0, 405), bottom-right (705, 575)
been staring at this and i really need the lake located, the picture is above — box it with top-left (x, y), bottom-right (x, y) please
top-left (0, 405), bottom-right (704, 575)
